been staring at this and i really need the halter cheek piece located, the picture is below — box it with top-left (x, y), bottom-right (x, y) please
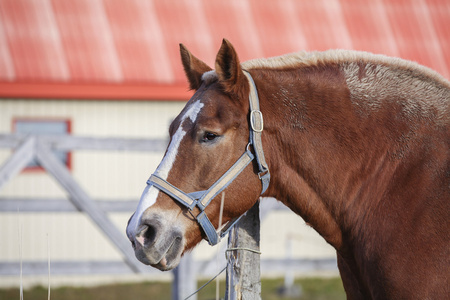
top-left (146, 70), bottom-right (270, 246)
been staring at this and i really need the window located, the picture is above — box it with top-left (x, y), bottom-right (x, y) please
top-left (13, 118), bottom-right (72, 170)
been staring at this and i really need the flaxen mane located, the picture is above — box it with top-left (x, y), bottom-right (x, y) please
top-left (204, 50), bottom-right (449, 124)
top-left (242, 49), bottom-right (449, 88)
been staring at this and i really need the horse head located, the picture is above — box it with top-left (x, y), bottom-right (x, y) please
top-left (126, 39), bottom-right (267, 271)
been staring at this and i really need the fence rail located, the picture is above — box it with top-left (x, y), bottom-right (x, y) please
top-left (0, 133), bottom-right (168, 151)
top-left (0, 198), bottom-right (138, 212)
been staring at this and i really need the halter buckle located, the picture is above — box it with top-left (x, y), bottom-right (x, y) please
top-left (250, 110), bottom-right (264, 132)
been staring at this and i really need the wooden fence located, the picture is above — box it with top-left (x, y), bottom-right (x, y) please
top-left (0, 133), bottom-right (337, 299)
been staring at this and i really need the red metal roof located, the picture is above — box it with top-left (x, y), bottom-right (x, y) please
top-left (0, 0), bottom-right (449, 100)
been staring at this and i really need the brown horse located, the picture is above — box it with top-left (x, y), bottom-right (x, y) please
top-left (127, 39), bottom-right (449, 299)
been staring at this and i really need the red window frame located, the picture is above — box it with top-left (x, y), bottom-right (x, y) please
top-left (12, 118), bottom-right (72, 172)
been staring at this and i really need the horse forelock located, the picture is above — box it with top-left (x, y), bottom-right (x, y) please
top-left (201, 70), bottom-right (218, 86)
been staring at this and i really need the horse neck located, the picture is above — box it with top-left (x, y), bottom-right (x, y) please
top-left (255, 65), bottom-right (398, 249)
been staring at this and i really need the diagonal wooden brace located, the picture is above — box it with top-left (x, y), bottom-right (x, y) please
top-left (0, 136), bottom-right (36, 191)
top-left (34, 139), bottom-right (146, 273)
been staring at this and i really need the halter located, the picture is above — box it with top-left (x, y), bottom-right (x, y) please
top-left (146, 70), bottom-right (270, 246)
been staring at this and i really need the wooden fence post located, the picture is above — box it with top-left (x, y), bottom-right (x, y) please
top-left (225, 200), bottom-right (261, 300)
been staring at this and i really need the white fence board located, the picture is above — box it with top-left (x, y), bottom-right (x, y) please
top-left (0, 134), bottom-right (168, 152)
top-left (0, 198), bottom-right (137, 212)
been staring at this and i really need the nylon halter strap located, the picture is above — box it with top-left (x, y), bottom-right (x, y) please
top-left (146, 70), bottom-right (270, 246)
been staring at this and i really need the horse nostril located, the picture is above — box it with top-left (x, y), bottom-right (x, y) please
top-left (136, 221), bottom-right (158, 248)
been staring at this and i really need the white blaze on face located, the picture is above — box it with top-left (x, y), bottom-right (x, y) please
top-left (127, 100), bottom-right (204, 238)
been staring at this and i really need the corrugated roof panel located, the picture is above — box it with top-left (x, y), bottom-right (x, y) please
top-left (202, 0), bottom-right (264, 62)
top-left (0, 0), bottom-right (68, 81)
top-left (173, 0), bottom-right (216, 65)
top-left (51, 0), bottom-right (122, 82)
top-left (293, 1), bottom-right (346, 51)
top-left (425, 0), bottom-right (450, 78)
top-left (0, 10), bottom-right (15, 81)
top-left (413, 0), bottom-right (449, 78)
top-left (249, 0), bottom-right (309, 57)
top-left (384, 0), bottom-right (444, 75)
top-left (323, 0), bottom-right (353, 49)
top-left (341, 0), bottom-right (399, 56)
top-left (152, 0), bottom-right (216, 83)
top-left (103, 0), bottom-right (174, 83)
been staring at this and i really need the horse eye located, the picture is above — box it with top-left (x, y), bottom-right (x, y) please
top-left (203, 132), bottom-right (217, 141)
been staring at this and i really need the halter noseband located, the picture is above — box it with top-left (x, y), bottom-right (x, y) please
top-left (146, 70), bottom-right (270, 245)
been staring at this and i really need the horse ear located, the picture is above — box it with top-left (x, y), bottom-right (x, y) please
top-left (180, 44), bottom-right (212, 90)
top-left (215, 39), bottom-right (248, 100)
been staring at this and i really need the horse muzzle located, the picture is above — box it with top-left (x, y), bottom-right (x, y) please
top-left (129, 214), bottom-right (184, 271)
